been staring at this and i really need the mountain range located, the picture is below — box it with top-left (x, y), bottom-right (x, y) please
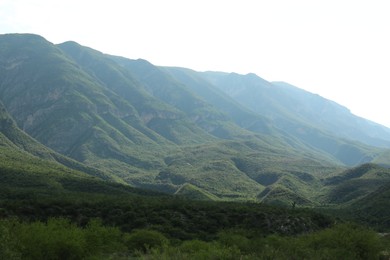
top-left (1, 33), bottom-right (390, 208)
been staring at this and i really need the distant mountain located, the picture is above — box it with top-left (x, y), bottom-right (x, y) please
top-left (1, 33), bottom-right (390, 203)
top-left (165, 68), bottom-right (389, 166)
top-left (200, 72), bottom-right (390, 148)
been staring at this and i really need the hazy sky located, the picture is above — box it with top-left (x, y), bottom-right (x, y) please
top-left (1, 0), bottom-right (389, 127)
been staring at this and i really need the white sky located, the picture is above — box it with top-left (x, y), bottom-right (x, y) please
top-left (1, 0), bottom-right (389, 127)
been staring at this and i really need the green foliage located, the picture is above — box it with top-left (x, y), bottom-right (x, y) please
top-left (0, 219), bottom-right (21, 259)
top-left (139, 223), bottom-right (385, 259)
top-left (84, 218), bottom-right (126, 255)
top-left (125, 229), bottom-right (168, 253)
top-left (0, 218), bottom-right (127, 259)
top-left (0, 199), bottom-right (386, 259)
top-left (0, 195), bottom-right (335, 246)
top-left (217, 229), bottom-right (252, 254)
top-left (302, 223), bottom-right (382, 259)
top-left (16, 218), bottom-right (86, 260)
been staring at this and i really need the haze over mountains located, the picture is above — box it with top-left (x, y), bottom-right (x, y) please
top-left (1, 33), bottom-right (390, 206)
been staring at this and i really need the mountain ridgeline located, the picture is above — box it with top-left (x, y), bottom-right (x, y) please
top-left (1, 33), bottom-right (390, 205)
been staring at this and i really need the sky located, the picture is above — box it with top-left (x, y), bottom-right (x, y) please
top-left (1, 0), bottom-right (389, 127)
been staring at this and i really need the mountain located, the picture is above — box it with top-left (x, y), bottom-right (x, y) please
top-left (1, 33), bottom-right (390, 203)
top-left (0, 101), bottom-right (161, 199)
top-left (200, 72), bottom-right (390, 148)
top-left (0, 34), bottom-right (172, 184)
top-left (164, 68), bottom-right (389, 166)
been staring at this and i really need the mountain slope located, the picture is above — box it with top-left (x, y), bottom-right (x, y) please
top-left (161, 66), bottom-right (274, 135)
top-left (272, 81), bottom-right (390, 148)
top-left (111, 56), bottom-right (267, 140)
top-left (58, 42), bottom-right (219, 145)
top-left (2, 33), bottom-right (390, 203)
top-left (0, 101), bottom-right (160, 199)
top-left (198, 71), bottom-right (388, 165)
top-left (347, 178), bottom-right (390, 230)
top-left (0, 34), bottom-right (281, 198)
top-left (0, 34), bottom-right (174, 183)
top-left (201, 72), bottom-right (390, 147)
top-left (0, 100), bottom-right (110, 180)
top-left (322, 163), bottom-right (390, 205)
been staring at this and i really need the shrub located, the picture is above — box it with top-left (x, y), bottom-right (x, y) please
top-left (125, 229), bottom-right (168, 253)
top-left (84, 218), bottom-right (126, 255)
top-left (305, 223), bottom-right (382, 259)
top-left (177, 240), bottom-right (241, 260)
top-left (0, 219), bottom-right (21, 259)
top-left (15, 218), bottom-right (86, 260)
top-left (217, 230), bottom-right (252, 253)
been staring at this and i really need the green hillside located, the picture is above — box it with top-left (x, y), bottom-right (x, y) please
top-left (0, 100), bottom-right (162, 199)
top-left (1, 33), bottom-right (390, 206)
top-left (201, 72), bottom-right (390, 147)
top-left (169, 69), bottom-right (388, 166)
top-left (174, 183), bottom-right (220, 200)
top-left (0, 34), bottom-right (336, 199)
top-left (321, 164), bottom-right (390, 205)
top-left (347, 179), bottom-right (390, 230)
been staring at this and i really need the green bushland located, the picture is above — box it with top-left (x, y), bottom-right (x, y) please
top-left (143, 223), bottom-right (386, 260)
top-left (0, 218), bottom-right (387, 260)
top-left (0, 196), bottom-right (333, 241)
top-left (0, 193), bottom-right (388, 259)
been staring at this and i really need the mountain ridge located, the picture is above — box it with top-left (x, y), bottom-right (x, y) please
top-left (1, 33), bottom-right (390, 203)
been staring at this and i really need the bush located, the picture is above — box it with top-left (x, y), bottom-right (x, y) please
top-left (125, 229), bottom-right (168, 253)
top-left (15, 218), bottom-right (86, 260)
top-left (305, 223), bottom-right (382, 259)
top-left (155, 240), bottom-right (241, 260)
top-left (217, 230), bottom-right (252, 253)
top-left (84, 218), bottom-right (125, 255)
top-left (0, 219), bottom-right (21, 259)
top-left (2, 217), bottom-right (128, 259)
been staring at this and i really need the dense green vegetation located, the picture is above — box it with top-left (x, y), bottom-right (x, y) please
top-left (0, 217), bottom-right (388, 259)
top-left (2, 33), bottom-right (390, 258)
top-left (0, 196), bottom-right (332, 239)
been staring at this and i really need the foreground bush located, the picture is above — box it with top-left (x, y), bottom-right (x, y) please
top-left (0, 219), bottom-right (21, 259)
top-left (0, 218), bottom-right (126, 259)
top-left (0, 218), bottom-right (386, 259)
top-left (143, 224), bottom-right (385, 260)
